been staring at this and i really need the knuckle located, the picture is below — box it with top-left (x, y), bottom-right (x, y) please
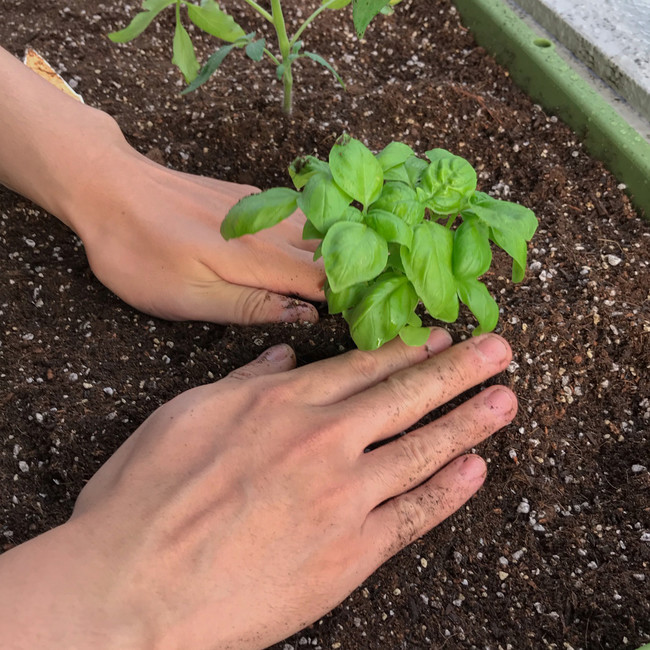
top-left (346, 349), bottom-right (381, 382)
top-left (235, 290), bottom-right (274, 324)
top-left (391, 497), bottom-right (428, 545)
top-left (396, 433), bottom-right (433, 474)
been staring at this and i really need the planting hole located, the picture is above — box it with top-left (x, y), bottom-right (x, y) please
top-left (533, 38), bottom-right (553, 48)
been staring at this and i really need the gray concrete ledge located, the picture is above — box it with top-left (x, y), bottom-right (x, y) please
top-left (512, 0), bottom-right (650, 124)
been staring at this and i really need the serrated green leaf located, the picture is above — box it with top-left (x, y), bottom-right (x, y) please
top-left (457, 278), bottom-right (499, 335)
top-left (347, 272), bottom-right (418, 350)
top-left (326, 281), bottom-right (367, 314)
top-left (186, 1), bottom-right (246, 42)
top-left (329, 135), bottom-right (383, 208)
top-left (376, 142), bottom-right (416, 172)
top-left (452, 219), bottom-right (492, 279)
top-left (108, 0), bottom-right (176, 43)
top-left (172, 6), bottom-right (200, 82)
top-left (421, 149), bottom-right (477, 215)
top-left (182, 42), bottom-right (237, 93)
top-left (352, 0), bottom-right (391, 37)
top-left (399, 324), bottom-right (431, 346)
top-left (301, 52), bottom-right (346, 89)
top-left (401, 221), bottom-right (458, 322)
top-left (297, 172), bottom-right (352, 233)
top-left (370, 182), bottom-right (425, 225)
top-left (245, 38), bottom-right (266, 61)
top-left (289, 156), bottom-right (330, 189)
top-left (322, 222), bottom-right (388, 292)
top-left (366, 209), bottom-right (413, 247)
top-left (221, 188), bottom-right (299, 239)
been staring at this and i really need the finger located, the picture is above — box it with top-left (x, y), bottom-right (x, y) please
top-left (334, 334), bottom-right (512, 446)
top-left (287, 328), bottom-right (454, 405)
top-left (362, 454), bottom-right (487, 566)
top-left (225, 344), bottom-right (297, 381)
top-left (362, 385), bottom-right (516, 503)
top-left (182, 278), bottom-right (319, 325)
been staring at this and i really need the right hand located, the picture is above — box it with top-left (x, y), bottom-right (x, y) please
top-left (0, 329), bottom-right (516, 650)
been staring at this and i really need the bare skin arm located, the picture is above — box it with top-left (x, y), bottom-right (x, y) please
top-left (0, 330), bottom-right (516, 649)
top-left (0, 45), bottom-right (325, 324)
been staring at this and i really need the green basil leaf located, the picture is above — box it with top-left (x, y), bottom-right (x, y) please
top-left (404, 156), bottom-right (429, 187)
top-left (301, 52), bottom-right (346, 89)
top-left (457, 278), bottom-right (500, 335)
top-left (452, 219), bottom-right (492, 279)
top-left (221, 188), bottom-right (299, 239)
top-left (108, 0), bottom-right (176, 42)
top-left (245, 38), bottom-right (266, 61)
top-left (406, 311), bottom-right (422, 327)
top-left (326, 281), bottom-right (367, 314)
top-left (296, 172), bottom-right (352, 233)
top-left (347, 272), bottom-right (418, 350)
top-left (421, 149), bottom-right (477, 215)
top-left (490, 227), bottom-right (528, 283)
top-left (313, 241), bottom-right (323, 262)
top-left (387, 242), bottom-right (405, 273)
top-left (322, 222), bottom-right (388, 292)
top-left (329, 135), bottom-right (383, 208)
top-left (172, 4), bottom-right (200, 82)
top-left (401, 221), bottom-right (458, 322)
top-left (398, 324), bottom-right (431, 347)
top-left (462, 191), bottom-right (537, 283)
top-left (369, 182), bottom-right (425, 225)
top-left (463, 191), bottom-right (538, 241)
top-left (302, 220), bottom-right (324, 240)
top-left (366, 209), bottom-right (413, 247)
top-left (182, 42), bottom-right (237, 93)
top-left (376, 142), bottom-right (415, 172)
top-left (289, 156), bottom-right (330, 189)
top-left (186, 1), bottom-right (246, 42)
top-left (383, 164), bottom-right (411, 185)
top-left (352, 0), bottom-right (391, 38)
top-left (275, 62), bottom-right (285, 80)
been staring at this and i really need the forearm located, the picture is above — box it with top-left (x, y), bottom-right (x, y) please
top-left (0, 45), bottom-right (125, 233)
top-left (0, 521), bottom-right (145, 650)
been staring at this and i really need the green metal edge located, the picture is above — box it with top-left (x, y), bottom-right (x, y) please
top-left (452, 0), bottom-right (650, 219)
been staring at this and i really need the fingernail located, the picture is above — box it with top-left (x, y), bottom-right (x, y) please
top-left (263, 344), bottom-right (293, 362)
top-left (485, 387), bottom-right (516, 414)
top-left (458, 455), bottom-right (487, 481)
top-left (475, 334), bottom-right (510, 363)
top-left (425, 328), bottom-right (453, 355)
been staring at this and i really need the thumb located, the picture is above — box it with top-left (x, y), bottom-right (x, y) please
top-left (225, 344), bottom-right (297, 382)
top-left (182, 280), bottom-right (320, 325)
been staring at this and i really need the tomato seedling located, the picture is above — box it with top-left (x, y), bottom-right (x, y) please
top-left (221, 135), bottom-right (539, 350)
top-left (109, 0), bottom-right (402, 114)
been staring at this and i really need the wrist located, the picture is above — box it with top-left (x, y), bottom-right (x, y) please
top-left (0, 519), bottom-right (148, 650)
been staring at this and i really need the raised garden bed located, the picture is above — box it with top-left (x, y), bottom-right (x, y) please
top-left (1, 1), bottom-right (649, 647)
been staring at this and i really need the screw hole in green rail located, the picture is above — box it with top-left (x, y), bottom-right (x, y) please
top-left (533, 38), bottom-right (552, 48)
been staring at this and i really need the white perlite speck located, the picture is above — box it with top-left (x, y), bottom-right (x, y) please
top-left (18, 461), bottom-right (29, 473)
top-left (631, 464), bottom-right (647, 473)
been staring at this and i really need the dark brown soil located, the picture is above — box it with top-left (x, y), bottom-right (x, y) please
top-left (1, 1), bottom-right (649, 648)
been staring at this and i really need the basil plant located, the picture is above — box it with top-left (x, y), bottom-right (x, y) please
top-left (221, 135), bottom-right (539, 350)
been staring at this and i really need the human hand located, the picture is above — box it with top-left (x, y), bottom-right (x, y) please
top-left (0, 329), bottom-right (515, 649)
top-left (0, 47), bottom-right (324, 325)
top-left (68, 142), bottom-right (325, 324)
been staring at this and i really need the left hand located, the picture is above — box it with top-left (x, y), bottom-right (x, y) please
top-left (70, 143), bottom-right (325, 324)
